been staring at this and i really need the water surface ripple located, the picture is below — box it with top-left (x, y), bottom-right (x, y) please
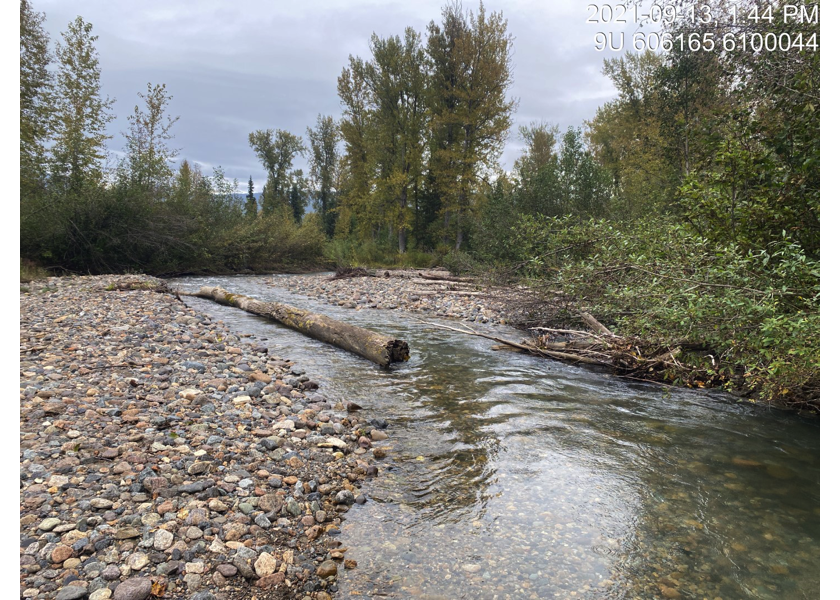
top-left (175, 274), bottom-right (819, 599)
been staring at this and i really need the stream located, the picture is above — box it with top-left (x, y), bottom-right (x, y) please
top-left (174, 274), bottom-right (819, 599)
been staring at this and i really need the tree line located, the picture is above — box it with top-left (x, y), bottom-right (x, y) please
top-left (20, 0), bottom-right (520, 271)
top-left (18, 0), bottom-right (624, 270)
top-left (237, 2), bottom-right (518, 257)
top-left (20, 0), bottom-right (819, 407)
top-left (20, 0), bottom-right (323, 275)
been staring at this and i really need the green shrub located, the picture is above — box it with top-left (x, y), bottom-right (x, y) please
top-left (398, 249), bottom-right (435, 268)
top-left (213, 212), bottom-right (325, 273)
top-left (20, 259), bottom-right (50, 282)
top-left (324, 238), bottom-right (436, 269)
top-left (441, 251), bottom-right (478, 275)
top-left (20, 167), bottom-right (326, 276)
top-left (512, 215), bottom-right (819, 407)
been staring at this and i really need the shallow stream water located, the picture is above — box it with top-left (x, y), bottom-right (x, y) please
top-left (174, 274), bottom-right (819, 599)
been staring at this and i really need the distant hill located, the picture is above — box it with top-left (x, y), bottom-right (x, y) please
top-left (230, 192), bottom-right (315, 214)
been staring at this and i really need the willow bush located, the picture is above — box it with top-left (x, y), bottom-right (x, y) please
top-left (511, 215), bottom-right (819, 408)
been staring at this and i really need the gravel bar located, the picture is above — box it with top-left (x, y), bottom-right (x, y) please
top-left (20, 275), bottom-right (388, 600)
top-left (263, 269), bottom-right (524, 325)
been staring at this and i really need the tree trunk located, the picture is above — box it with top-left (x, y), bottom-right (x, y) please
top-left (188, 286), bottom-right (409, 367)
top-left (442, 211), bottom-right (451, 246)
top-left (417, 272), bottom-right (474, 283)
top-left (454, 199), bottom-right (464, 251)
top-left (398, 188), bottom-right (407, 253)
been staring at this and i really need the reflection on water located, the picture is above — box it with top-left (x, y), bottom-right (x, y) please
top-left (175, 275), bottom-right (819, 599)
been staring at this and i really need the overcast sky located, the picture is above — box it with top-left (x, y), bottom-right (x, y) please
top-left (34, 0), bottom-right (635, 192)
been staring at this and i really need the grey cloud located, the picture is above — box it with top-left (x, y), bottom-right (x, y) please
top-left (38, 0), bottom-right (620, 189)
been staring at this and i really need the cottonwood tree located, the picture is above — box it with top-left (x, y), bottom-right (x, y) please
top-left (556, 127), bottom-right (612, 218)
top-left (516, 122), bottom-right (560, 175)
top-left (307, 114), bottom-right (341, 237)
top-left (513, 122), bottom-right (561, 217)
top-left (50, 16), bottom-right (115, 193)
top-left (426, 1), bottom-right (516, 250)
top-left (248, 128), bottom-right (305, 216)
top-left (336, 56), bottom-right (376, 238)
top-left (587, 51), bottom-right (673, 219)
top-left (367, 28), bottom-right (427, 253)
top-left (514, 124), bottom-right (611, 219)
top-left (335, 29), bottom-right (427, 250)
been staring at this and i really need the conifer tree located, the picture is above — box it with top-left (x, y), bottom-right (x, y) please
top-left (244, 176), bottom-right (258, 217)
top-left (289, 171), bottom-right (306, 224)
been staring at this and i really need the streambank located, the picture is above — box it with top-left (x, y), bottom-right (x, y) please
top-left (28, 271), bottom-right (813, 412)
top-left (262, 270), bottom-right (814, 411)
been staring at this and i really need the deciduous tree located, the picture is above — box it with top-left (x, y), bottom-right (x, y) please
top-left (587, 51), bottom-right (673, 219)
top-left (367, 28), bottom-right (427, 252)
top-left (50, 16), bottom-right (115, 192)
top-left (427, 1), bottom-right (516, 249)
top-left (121, 83), bottom-right (179, 194)
top-left (307, 114), bottom-right (341, 237)
top-left (337, 56), bottom-right (376, 238)
top-left (513, 122), bottom-right (560, 217)
top-left (248, 128), bottom-right (305, 216)
top-left (20, 0), bottom-right (53, 195)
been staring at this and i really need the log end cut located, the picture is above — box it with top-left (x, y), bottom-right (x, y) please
top-left (386, 339), bottom-right (410, 364)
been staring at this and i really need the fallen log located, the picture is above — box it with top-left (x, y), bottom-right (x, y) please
top-left (408, 278), bottom-right (474, 289)
top-left (530, 326), bottom-right (603, 338)
top-left (421, 320), bottom-right (605, 366)
top-left (418, 272), bottom-right (475, 283)
top-left (491, 344), bottom-right (528, 353)
top-left (431, 320), bottom-right (711, 389)
top-left (105, 280), bottom-right (172, 293)
top-left (545, 340), bottom-right (599, 351)
top-left (406, 285), bottom-right (486, 297)
top-left (328, 267), bottom-right (372, 281)
top-left (580, 312), bottom-right (614, 336)
top-left (647, 346), bottom-right (682, 369)
top-left (186, 286), bottom-right (409, 367)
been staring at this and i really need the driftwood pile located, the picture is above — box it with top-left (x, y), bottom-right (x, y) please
top-left (327, 266), bottom-right (372, 281)
top-left (424, 312), bottom-right (703, 386)
top-left (104, 280), bottom-right (172, 293)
